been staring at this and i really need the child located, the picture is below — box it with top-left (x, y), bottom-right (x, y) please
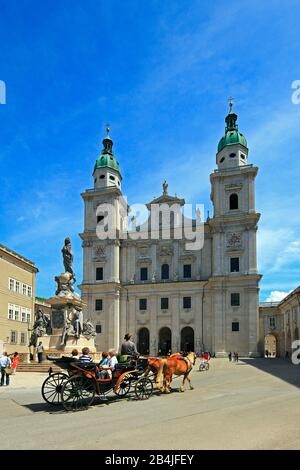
top-left (79, 347), bottom-right (93, 362)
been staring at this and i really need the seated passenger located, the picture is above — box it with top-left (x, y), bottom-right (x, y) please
top-left (71, 348), bottom-right (79, 360)
top-left (79, 347), bottom-right (93, 363)
top-left (108, 349), bottom-right (118, 371)
top-left (98, 349), bottom-right (118, 379)
top-left (99, 352), bottom-right (109, 366)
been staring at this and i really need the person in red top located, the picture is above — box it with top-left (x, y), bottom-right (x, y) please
top-left (11, 352), bottom-right (19, 375)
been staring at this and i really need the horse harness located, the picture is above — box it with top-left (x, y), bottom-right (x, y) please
top-left (178, 356), bottom-right (193, 373)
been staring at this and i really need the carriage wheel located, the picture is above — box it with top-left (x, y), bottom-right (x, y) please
top-left (61, 375), bottom-right (96, 411)
top-left (135, 377), bottom-right (153, 400)
top-left (114, 373), bottom-right (135, 397)
top-left (41, 373), bottom-right (68, 405)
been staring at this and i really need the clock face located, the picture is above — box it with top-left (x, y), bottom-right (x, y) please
top-left (51, 309), bottom-right (65, 328)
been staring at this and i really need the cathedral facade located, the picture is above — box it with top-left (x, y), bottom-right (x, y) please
top-left (79, 106), bottom-right (262, 356)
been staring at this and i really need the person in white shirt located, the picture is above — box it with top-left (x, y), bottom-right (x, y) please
top-left (98, 349), bottom-right (118, 379)
top-left (0, 352), bottom-right (12, 386)
top-left (108, 349), bottom-right (118, 371)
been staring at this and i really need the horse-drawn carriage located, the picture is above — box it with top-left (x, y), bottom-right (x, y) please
top-left (42, 355), bottom-right (155, 411)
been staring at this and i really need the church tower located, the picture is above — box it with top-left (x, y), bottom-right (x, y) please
top-left (79, 128), bottom-right (125, 351)
top-left (209, 100), bottom-right (261, 356)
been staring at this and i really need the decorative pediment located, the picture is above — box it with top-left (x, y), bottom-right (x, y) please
top-left (226, 232), bottom-right (242, 249)
top-left (158, 245), bottom-right (173, 257)
top-left (93, 244), bottom-right (107, 260)
top-left (225, 182), bottom-right (243, 192)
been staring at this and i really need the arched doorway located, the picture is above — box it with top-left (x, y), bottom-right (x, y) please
top-left (264, 334), bottom-right (277, 358)
top-left (158, 327), bottom-right (171, 355)
top-left (180, 327), bottom-right (194, 353)
top-left (137, 328), bottom-right (150, 355)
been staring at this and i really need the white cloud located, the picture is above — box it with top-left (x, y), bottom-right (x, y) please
top-left (265, 290), bottom-right (291, 302)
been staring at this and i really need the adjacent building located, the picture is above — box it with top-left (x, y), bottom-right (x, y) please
top-left (260, 287), bottom-right (300, 357)
top-left (79, 106), bottom-right (262, 356)
top-left (0, 243), bottom-right (38, 354)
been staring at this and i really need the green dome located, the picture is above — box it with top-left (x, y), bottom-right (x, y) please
top-left (217, 109), bottom-right (247, 153)
top-left (218, 129), bottom-right (247, 153)
top-left (94, 153), bottom-right (121, 173)
top-left (93, 132), bottom-right (121, 175)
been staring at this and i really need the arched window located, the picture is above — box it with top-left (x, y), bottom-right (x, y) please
top-left (161, 264), bottom-right (169, 280)
top-left (229, 193), bottom-right (238, 210)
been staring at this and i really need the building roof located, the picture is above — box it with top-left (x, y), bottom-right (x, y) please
top-left (0, 243), bottom-right (38, 271)
top-left (217, 109), bottom-right (248, 153)
top-left (93, 131), bottom-right (121, 175)
top-left (278, 286), bottom-right (300, 307)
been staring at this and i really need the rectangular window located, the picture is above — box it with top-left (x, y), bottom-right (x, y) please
top-left (27, 286), bottom-right (32, 297)
top-left (231, 293), bottom-right (240, 306)
top-left (139, 299), bottom-right (147, 310)
top-left (232, 322), bottom-right (240, 332)
top-left (161, 298), bottom-right (169, 310)
top-left (269, 317), bottom-right (276, 329)
top-left (183, 297), bottom-right (192, 309)
top-left (15, 281), bottom-right (20, 293)
top-left (230, 257), bottom-right (239, 272)
top-left (22, 284), bottom-right (27, 296)
top-left (8, 304), bottom-right (14, 320)
top-left (10, 331), bottom-right (17, 343)
top-left (14, 306), bottom-right (20, 321)
top-left (26, 308), bottom-right (31, 323)
top-left (20, 332), bottom-right (26, 344)
top-left (183, 264), bottom-right (191, 278)
top-left (9, 278), bottom-right (15, 291)
top-left (140, 267), bottom-right (148, 281)
top-left (96, 267), bottom-right (103, 281)
top-left (95, 324), bottom-right (102, 334)
top-left (21, 310), bottom-right (27, 322)
top-left (95, 299), bottom-right (103, 311)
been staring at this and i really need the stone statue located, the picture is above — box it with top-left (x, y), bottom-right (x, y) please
top-left (29, 310), bottom-right (50, 347)
top-left (62, 237), bottom-right (75, 280)
top-left (60, 317), bottom-right (74, 346)
top-left (173, 271), bottom-right (178, 281)
top-left (55, 237), bottom-right (78, 296)
top-left (152, 271), bottom-right (156, 283)
top-left (82, 319), bottom-right (96, 339)
top-left (60, 308), bottom-right (84, 345)
top-left (163, 180), bottom-right (168, 195)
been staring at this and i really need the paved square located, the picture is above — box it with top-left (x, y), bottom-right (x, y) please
top-left (0, 358), bottom-right (299, 450)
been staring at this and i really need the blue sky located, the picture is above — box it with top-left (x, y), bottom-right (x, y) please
top-left (1, 0), bottom-right (300, 301)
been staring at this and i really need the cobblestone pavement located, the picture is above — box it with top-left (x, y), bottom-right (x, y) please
top-left (0, 358), bottom-right (299, 450)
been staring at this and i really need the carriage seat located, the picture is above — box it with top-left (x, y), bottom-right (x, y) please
top-left (76, 362), bottom-right (97, 372)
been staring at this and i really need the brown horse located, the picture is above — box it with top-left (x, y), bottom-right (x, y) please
top-left (144, 356), bottom-right (167, 391)
top-left (162, 352), bottom-right (197, 393)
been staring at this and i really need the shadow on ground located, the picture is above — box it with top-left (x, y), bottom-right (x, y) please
top-left (242, 358), bottom-right (300, 388)
top-left (21, 389), bottom-right (164, 414)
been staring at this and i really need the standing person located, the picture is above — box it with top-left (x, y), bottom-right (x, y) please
top-left (236, 352), bottom-right (239, 362)
top-left (11, 352), bottom-right (19, 374)
top-left (228, 351), bottom-right (232, 362)
top-left (36, 342), bottom-right (44, 363)
top-left (120, 334), bottom-right (139, 357)
top-left (0, 352), bottom-right (12, 386)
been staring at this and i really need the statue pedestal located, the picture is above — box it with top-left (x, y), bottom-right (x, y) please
top-left (44, 289), bottom-right (96, 355)
top-left (40, 335), bottom-right (96, 353)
